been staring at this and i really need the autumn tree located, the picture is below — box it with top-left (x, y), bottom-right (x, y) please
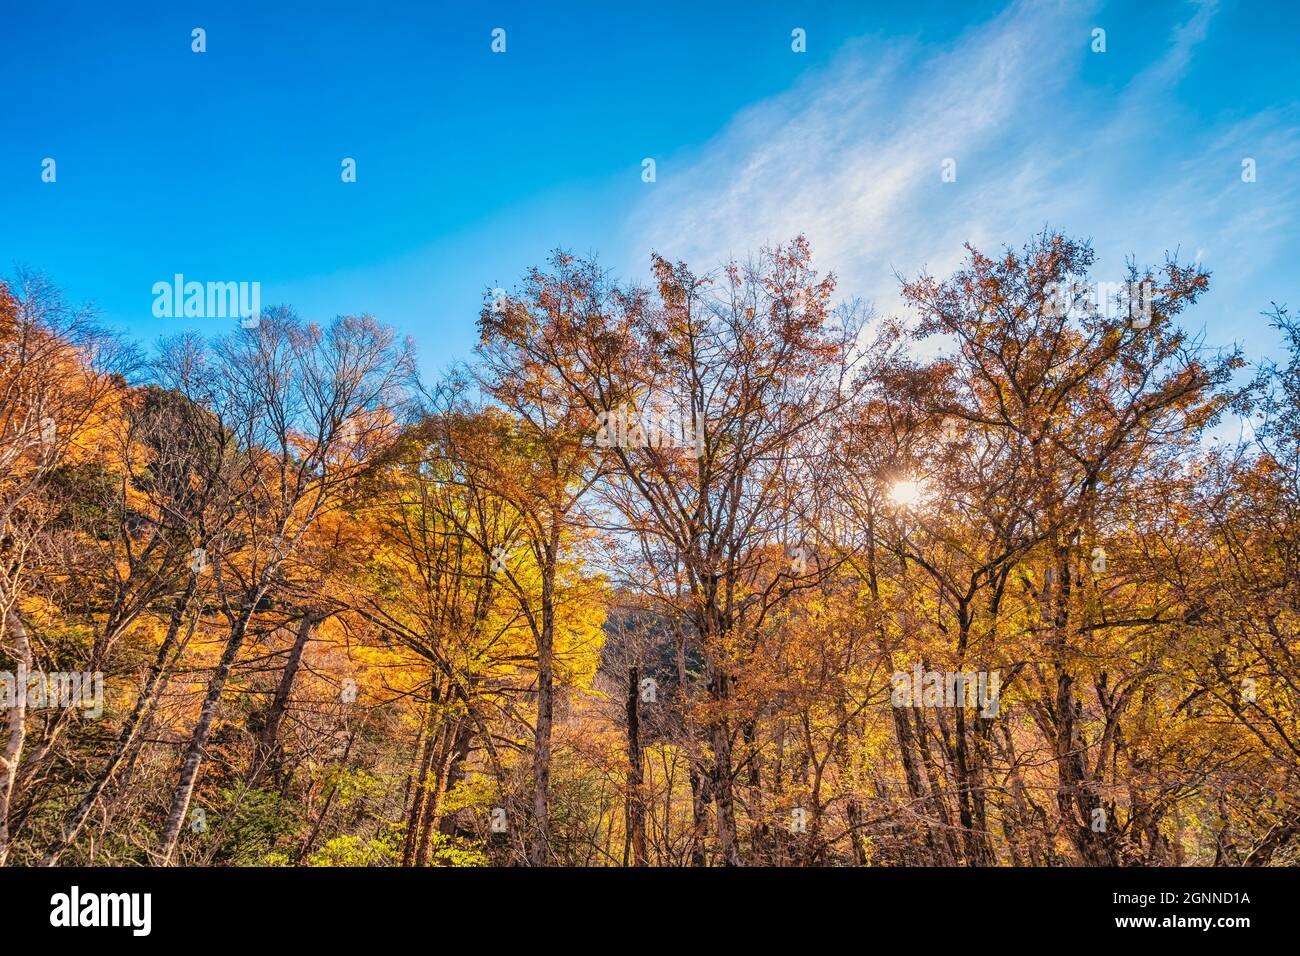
top-left (155, 309), bottom-right (413, 863)
top-left (0, 274), bottom-right (132, 865)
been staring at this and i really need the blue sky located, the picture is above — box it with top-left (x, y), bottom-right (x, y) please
top-left (3, 0), bottom-right (1298, 379)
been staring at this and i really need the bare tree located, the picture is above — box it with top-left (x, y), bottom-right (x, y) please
top-left (155, 308), bottom-right (413, 863)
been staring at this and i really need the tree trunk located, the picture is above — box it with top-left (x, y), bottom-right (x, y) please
top-left (437, 715), bottom-right (474, 838)
top-left (414, 718), bottom-right (458, 866)
top-left (911, 707), bottom-right (962, 863)
top-left (710, 706), bottom-right (741, 866)
top-left (704, 601), bottom-right (741, 866)
top-left (624, 666), bottom-right (647, 866)
top-left (43, 582), bottom-right (197, 864)
top-left (528, 542), bottom-right (557, 867)
top-left (688, 763), bottom-right (711, 866)
top-left (400, 692), bottom-right (436, 867)
top-left (1047, 546), bottom-right (1113, 866)
top-left (156, 595), bottom-right (260, 864)
top-left (246, 610), bottom-right (321, 788)
top-left (0, 585), bottom-right (32, 866)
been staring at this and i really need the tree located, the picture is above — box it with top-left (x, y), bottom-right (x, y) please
top-left (0, 274), bottom-right (131, 865)
top-left (155, 309), bottom-right (413, 863)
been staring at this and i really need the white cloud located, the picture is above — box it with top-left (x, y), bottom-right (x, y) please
top-left (624, 0), bottom-right (1299, 358)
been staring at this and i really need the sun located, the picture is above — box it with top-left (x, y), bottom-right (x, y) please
top-left (888, 478), bottom-right (925, 508)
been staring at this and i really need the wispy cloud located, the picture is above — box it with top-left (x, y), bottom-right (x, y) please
top-left (626, 0), bottom-right (1299, 355)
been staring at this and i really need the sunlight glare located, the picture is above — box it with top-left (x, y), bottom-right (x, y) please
top-left (889, 478), bottom-right (925, 508)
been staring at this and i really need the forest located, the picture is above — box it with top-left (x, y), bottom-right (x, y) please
top-left (1, 230), bottom-right (1297, 867)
